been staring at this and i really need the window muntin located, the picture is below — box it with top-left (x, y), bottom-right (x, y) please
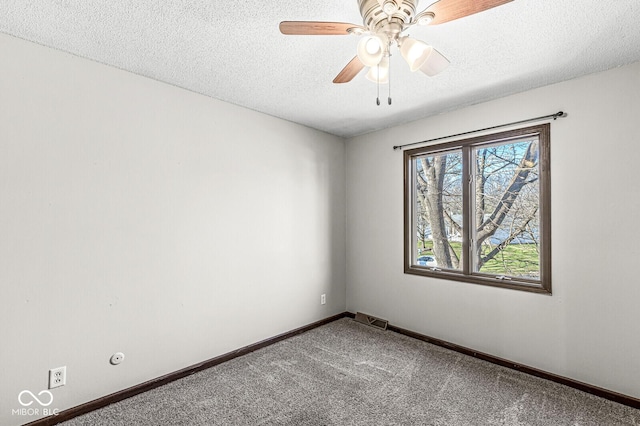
top-left (404, 124), bottom-right (551, 293)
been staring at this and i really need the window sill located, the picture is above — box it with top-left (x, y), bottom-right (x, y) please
top-left (404, 266), bottom-right (552, 294)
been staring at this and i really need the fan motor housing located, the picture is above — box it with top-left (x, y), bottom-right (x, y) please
top-left (358, 0), bottom-right (417, 34)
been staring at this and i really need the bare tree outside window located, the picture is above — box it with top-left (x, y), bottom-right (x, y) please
top-left (415, 150), bottom-right (463, 271)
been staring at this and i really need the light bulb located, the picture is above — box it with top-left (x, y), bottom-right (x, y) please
top-left (357, 36), bottom-right (385, 67)
top-left (408, 44), bottom-right (427, 63)
top-left (365, 38), bottom-right (380, 55)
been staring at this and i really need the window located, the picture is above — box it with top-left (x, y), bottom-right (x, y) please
top-left (404, 124), bottom-right (551, 293)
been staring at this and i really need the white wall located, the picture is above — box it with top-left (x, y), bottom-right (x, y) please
top-left (0, 34), bottom-right (346, 425)
top-left (346, 61), bottom-right (640, 399)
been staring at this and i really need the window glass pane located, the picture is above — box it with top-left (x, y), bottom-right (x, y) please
top-left (414, 150), bottom-right (463, 271)
top-left (472, 138), bottom-right (540, 279)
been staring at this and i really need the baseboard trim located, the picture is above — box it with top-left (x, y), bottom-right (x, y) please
top-left (25, 312), bottom-right (350, 426)
top-left (385, 321), bottom-right (640, 410)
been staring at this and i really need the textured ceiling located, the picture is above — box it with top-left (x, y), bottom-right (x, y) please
top-left (1, 0), bottom-right (639, 138)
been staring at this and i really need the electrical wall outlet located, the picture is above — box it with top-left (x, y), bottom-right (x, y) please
top-left (321, 294), bottom-right (326, 305)
top-left (48, 366), bottom-right (66, 389)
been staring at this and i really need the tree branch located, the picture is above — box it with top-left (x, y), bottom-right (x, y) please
top-left (476, 141), bottom-right (538, 244)
top-left (481, 208), bottom-right (538, 265)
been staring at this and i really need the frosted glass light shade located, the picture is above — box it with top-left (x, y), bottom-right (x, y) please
top-left (399, 37), bottom-right (432, 72)
top-left (357, 36), bottom-right (384, 67)
top-left (419, 48), bottom-right (450, 77)
top-left (365, 57), bottom-right (389, 84)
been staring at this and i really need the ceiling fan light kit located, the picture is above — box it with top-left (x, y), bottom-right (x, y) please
top-left (357, 35), bottom-right (387, 67)
top-left (366, 56), bottom-right (390, 84)
top-left (280, 0), bottom-right (513, 100)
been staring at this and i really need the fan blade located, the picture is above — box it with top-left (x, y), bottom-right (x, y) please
top-left (279, 21), bottom-right (360, 35)
top-left (425, 0), bottom-right (513, 25)
top-left (333, 56), bottom-right (365, 84)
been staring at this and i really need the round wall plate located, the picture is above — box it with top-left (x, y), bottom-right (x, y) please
top-left (110, 352), bottom-right (125, 365)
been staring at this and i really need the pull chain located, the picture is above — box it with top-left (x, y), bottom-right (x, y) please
top-left (388, 53), bottom-right (392, 105)
top-left (376, 63), bottom-right (381, 106)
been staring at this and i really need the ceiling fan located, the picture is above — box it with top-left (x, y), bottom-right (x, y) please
top-left (280, 0), bottom-right (513, 93)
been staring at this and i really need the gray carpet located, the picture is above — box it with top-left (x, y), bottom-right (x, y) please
top-left (62, 318), bottom-right (640, 425)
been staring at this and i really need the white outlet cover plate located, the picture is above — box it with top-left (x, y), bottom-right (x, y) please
top-left (48, 366), bottom-right (66, 389)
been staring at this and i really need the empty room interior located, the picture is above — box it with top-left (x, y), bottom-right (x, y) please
top-left (2, 0), bottom-right (640, 425)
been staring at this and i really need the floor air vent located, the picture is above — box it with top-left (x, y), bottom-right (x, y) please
top-left (354, 312), bottom-right (388, 330)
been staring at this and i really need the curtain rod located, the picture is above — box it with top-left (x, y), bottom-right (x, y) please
top-left (392, 111), bottom-right (567, 151)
